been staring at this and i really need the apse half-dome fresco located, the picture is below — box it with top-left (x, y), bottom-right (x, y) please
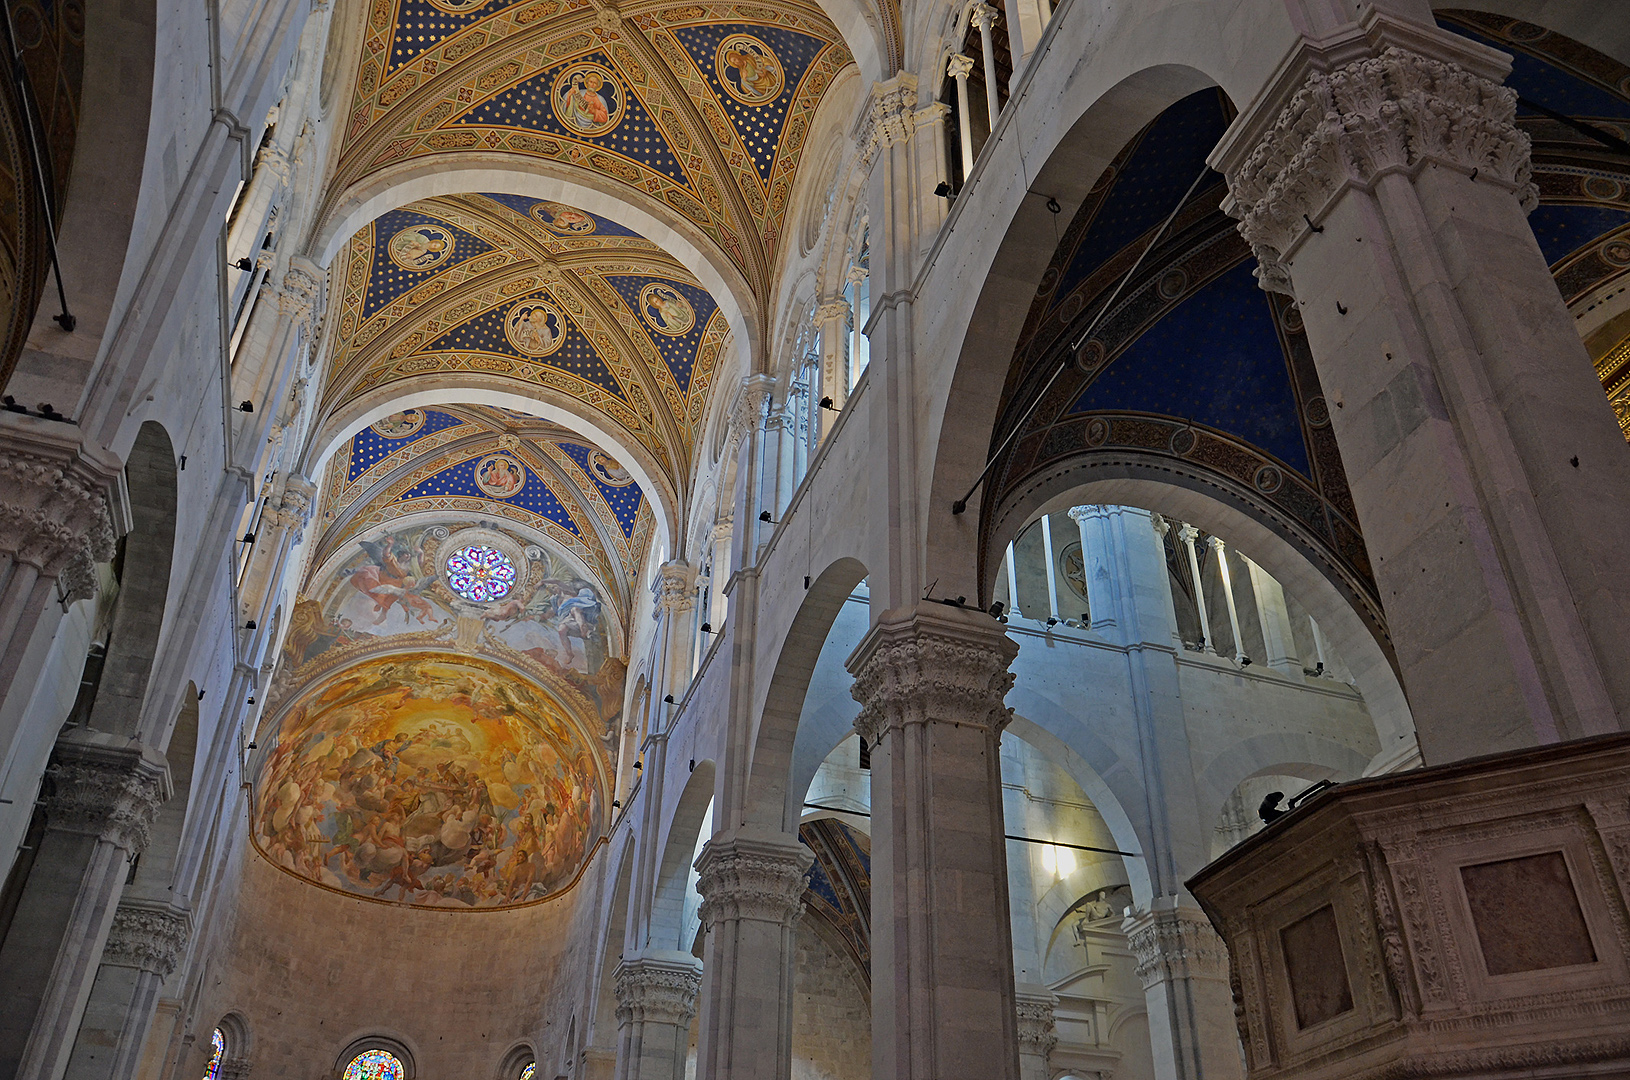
top-left (254, 652), bottom-right (608, 909)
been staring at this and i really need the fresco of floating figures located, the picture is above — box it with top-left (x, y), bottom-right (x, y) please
top-left (254, 652), bottom-right (608, 909)
top-left (268, 519), bottom-right (627, 738)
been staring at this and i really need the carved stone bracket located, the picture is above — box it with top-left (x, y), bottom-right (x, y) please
top-left (614, 952), bottom-right (704, 1028)
top-left (43, 732), bottom-right (171, 853)
top-left (0, 420), bottom-right (120, 579)
top-left (1123, 906), bottom-right (1231, 990)
top-left (695, 830), bottom-right (812, 929)
top-left (846, 603), bottom-right (1018, 748)
top-left (279, 257), bottom-right (327, 331)
top-left (1015, 992), bottom-right (1060, 1058)
top-left (655, 560), bottom-right (696, 617)
top-left (1216, 17), bottom-right (1537, 294)
top-left (102, 900), bottom-right (192, 977)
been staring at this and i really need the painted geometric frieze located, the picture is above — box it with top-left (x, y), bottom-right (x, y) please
top-left (331, 0), bottom-right (852, 294)
top-left (323, 195), bottom-right (729, 485)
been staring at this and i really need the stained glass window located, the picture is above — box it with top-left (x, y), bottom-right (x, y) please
top-left (445, 544), bottom-right (517, 602)
top-left (202, 1029), bottom-right (224, 1080)
top-left (520, 1065), bottom-right (536, 1080)
top-left (342, 1049), bottom-right (405, 1080)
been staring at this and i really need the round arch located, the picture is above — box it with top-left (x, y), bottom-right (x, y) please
top-left (303, 380), bottom-right (679, 559)
top-left (332, 1035), bottom-right (418, 1080)
top-left (308, 158), bottom-right (759, 373)
top-left (1193, 732), bottom-right (1374, 842)
top-left (646, 759), bottom-right (716, 954)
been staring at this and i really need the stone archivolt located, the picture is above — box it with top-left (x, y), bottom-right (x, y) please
top-left (847, 607), bottom-right (1018, 747)
top-left (695, 834), bottom-right (812, 928)
top-left (1222, 38), bottom-right (1537, 294)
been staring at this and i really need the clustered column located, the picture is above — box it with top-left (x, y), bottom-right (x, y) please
top-left (1122, 906), bottom-right (1239, 1080)
top-left (848, 603), bottom-right (1022, 1080)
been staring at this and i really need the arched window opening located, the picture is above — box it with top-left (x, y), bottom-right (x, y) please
top-left (343, 1049), bottom-right (406, 1080)
top-left (519, 1064), bottom-right (537, 1080)
top-left (203, 1029), bottom-right (224, 1080)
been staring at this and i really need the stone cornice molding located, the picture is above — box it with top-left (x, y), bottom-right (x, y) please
top-left (102, 900), bottom-right (192, 977)
top-left (695, 829), bottom-right (812, 928)
top-left (845, 603), bottom-right (1018, 747)
top-left (0, 418), bottom-right (120, 579)
top-left (1014, 992), bottom-right (1060, 1057)
top-left (1212, 12), bottom-right (1536, 294)
top-left (1123, 906), bottom-right (1230, 990)
top-left (614, 952), bottom-right (704, 1028)
top-left (43, 732), bottom-right (171, 853)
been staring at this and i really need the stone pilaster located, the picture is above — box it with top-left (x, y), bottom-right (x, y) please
top-left (848, 602), bottom-right (1021, 1080)
top-left (1014, 992), bottom-right (1059, 1080)
top-left (1211, 10), bottom-right (1630, 756)
top-left (613, 952), bottom-right (703, 1080)
top-left (1122, 904), bottom-right (1240, 1080)
top-left (691, 829), bottom-right (810, 1080)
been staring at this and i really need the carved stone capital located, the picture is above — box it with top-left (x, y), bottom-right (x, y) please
top-left (1123, 906), bottom-right (1230, 989)
top-left (946, 53), bottom-right (975, 81)
top-left (695, 830), bottom-right (812, 928)
top-left (1015, 992), bottom-right (1059, 1057)
top-left (43, 732), bottom-right (171, 853)
top-left (267, 473), bottom-right (317, 536)
top-left (278, 258), bottom-right (326, 328)
top-left (969, 2), bottom-right (998, 32)
top-left (859, 73), bottom-right (919, 168)
top-left (655, 560), bottom-right (696, 616)
top-left (1220, 31), bottom-right (1536, 294)
top-left (727, 375), bottom-right (775, 453)
top-left (614, 952), bottom-right (704, 1028)
top-left (0, 421), bottom-right (119, 579)
top-left (846, 603), bottom-right (1017, 747)
top-left (815, 299), bottom-right (851, 323)
top-left (102, 900), bottom-right (191, 977)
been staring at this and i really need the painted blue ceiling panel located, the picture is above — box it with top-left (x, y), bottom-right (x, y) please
top-left (1070, 260), bottom-right (1309, 476)
top-left (1441, 20), bottom-right (1630, 121)
top-left (363, 209), bottom-right (495, 320)
top-left (668, 23), bottom-right (830, 184)
top-left (347, 409), bottom-right (467, 481)
top-left (420, 288), bottom-right (626, 398)
top-left (399, 453), bottom-right (582, 535)
top-left (556, 441), bottom-right (644, 537)
top-left (604, 274), bottom-right (717, 392)
top-left (477, 193), bottom-right (647, 238)
top-left (386, 0), bottom-right (529, 74)
top-left (1529, 204), bottom-right (1630, 264)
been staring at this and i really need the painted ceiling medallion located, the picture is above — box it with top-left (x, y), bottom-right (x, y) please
top-left (531, 201), bottom-right (597, 235)
top-left (444, 543), bottom-right (518, 602)
top-left (715, 34), bottom-right (784, 104)
top-left (551, 63), bottom-right (624, 137)
top-left (372, 409), bottom-right (426, 439)
top-left (637, 282), bottom-right (695, 336)
top-left (474, 453), bottom-right (528, 498)
top-left (387, 224), bottom-right (454, 271)
top-left (503, 299), bottom-right (567, 357)
top-left (588, 449), bottom-right (633, 487)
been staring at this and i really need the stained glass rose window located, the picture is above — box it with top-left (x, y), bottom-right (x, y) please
top-left (445, 545), bottom-right (517, 602)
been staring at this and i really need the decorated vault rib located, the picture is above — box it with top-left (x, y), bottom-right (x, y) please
top-left (331, 0), bottom-right (851, 293)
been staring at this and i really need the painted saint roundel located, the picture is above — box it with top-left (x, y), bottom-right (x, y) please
top-left (638, 282), bottom-right (695, 336)
top-left (715, 35), bottom-right (784, 104)
top-left (387, 224), bottom-right (454, 271)
top-left (504, 300), bottom-right (567, 357)
top-left (551, 63), bottom-right (624, 137)
top-left (371, 409), bottom-right (425, 439)
top-left (531, 202), bottom-right (596, 235)
top-left (445, 544), bottom-right (517, 602)
top-left (473, 454), bottom-right (527, 499)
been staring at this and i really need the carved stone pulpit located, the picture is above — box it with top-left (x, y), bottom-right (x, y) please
top-left (1188, 734), bottom-right (1630, 1080)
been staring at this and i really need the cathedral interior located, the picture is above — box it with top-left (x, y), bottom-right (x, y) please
top-left (0, 0), bottom-right (1628, 1078)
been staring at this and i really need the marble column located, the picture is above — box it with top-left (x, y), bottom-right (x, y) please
top-left (61, 899), bottom-right (191, 1080)
top-left (1013, 992), bottom-right (1059, 1080)
top-left (1175, 525), bottom-right (1214, 654)
top-left (1067, 505), bottom-right (1116, 634)
top-left (614, 951), bottom-right (703, 1080)
top-left (814, 300), bottom-right (851, 425)
top-left (848, 603), bottom-right (1021, 1080)
top-left (0, 730), bottom-right (170, 1080)
top-left (690, 829), bottom-right (811, 1080)
top-left (1212, 10), bottom-right (1630, 758)
top-left (970, 3), bottom-right (1001, 129)
top-left (1244, 556), bottom-right (1301, 678)
top-left (1207, 537), bottom-right (1247, 664)
top-left (1123, 903), bottom-right (1241, 1080)
top-left (946, 54), bottom-right (976, 173)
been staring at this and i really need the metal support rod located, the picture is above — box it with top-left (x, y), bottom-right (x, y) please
top-left (0, 0), bottom-right (72, 332)
top-left (951, 163), bottom-right (1213, 514)
top-left (801, 802), bottom-right (1141, 857)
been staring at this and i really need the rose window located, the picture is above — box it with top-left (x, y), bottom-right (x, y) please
top-left (445, 545), bottom-right (517, 602)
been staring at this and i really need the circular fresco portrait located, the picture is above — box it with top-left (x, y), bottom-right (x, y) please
top-left (587, 449), bottom-right (633, 487)
top-left (388, 224), bottom-right (454, 271)
top-left (254, 652), bottom-right (606, 909)
top-left (474, 454), bottom-right (527, 499)
top-left (530, 202), bottom-right (597, 235)
top-left (552, 62), bottom-right (625, 137)
top-left (371, 409), bottom-right (425, 439)
top-left (504, 300), bottom-right (567, 357)
top-left (637, 282), bottom-right (695, 336)
top-left (715, 35), bottom-right (783, 104)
